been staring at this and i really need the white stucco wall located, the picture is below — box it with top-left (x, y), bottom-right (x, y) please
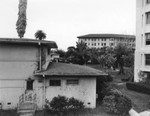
top-left (45, 77), bottom-right (96, 108)
top-left (0, 80), bottom-right (25, 109)
top-left (135, 0), bottom-right (150, 81)
top-left (0, 44), bottom-right (38, 109)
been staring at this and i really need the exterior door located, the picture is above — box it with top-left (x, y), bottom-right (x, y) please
top-left (25, 80), bottom-right (36, 102)
top-left (26, 80), bottom-right (34, 90)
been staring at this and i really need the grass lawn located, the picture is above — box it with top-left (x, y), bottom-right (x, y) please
top-left (1, 64), bottom-right (150, 116)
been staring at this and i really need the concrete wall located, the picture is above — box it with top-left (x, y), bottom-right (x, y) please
top-left (0, 44), bottom-right (38, 109)
top-left (0, 43), bottom-right (97, 109)
top-left (45, 77), bottom-right (96, 108)
top-left (135, 0), bottom-right (150, 81)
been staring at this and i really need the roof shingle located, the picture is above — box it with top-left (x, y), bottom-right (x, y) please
top-left (35, 62), bottom-right (107, 77)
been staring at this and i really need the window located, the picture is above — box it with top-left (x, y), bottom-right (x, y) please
top-left (101, 43), bottom-right (103, 46)
top-left (47, 48), bottom-right (50, 55)
top-left (145, 33), bottom-right (150, 45)
top-left (67, 79), bottom-right (79, 85)
top-left (146, 12), bottom-right (150, 24)
top-left (26, 80), bottom-right (34, 90)
top-left (49, 80), bottom-right (61, 86)
top-left (94, 43), bottom-right (96, 46)
top-left (147, 0), bottom-right (150, 4)
top-left (104, 43), bottom-right (106, 46)
top-left (145, 54), bottom-right (150, 65)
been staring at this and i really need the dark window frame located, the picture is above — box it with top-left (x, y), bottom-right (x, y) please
top-left (49, 80), bottom-right (61, 86)
top-left (147, 0), bottom-right (150, 4)
top-left (145, 33), bottom-right (150, 45)
top-left (146, 12), bottom-right (150, 24)
top-left (145, 54), bottom-right (150, 65)
top-left (66, 79), bottom-right (79, 85)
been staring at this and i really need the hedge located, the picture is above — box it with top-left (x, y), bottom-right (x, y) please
top-left (126, 82), bottom-right (150, 95)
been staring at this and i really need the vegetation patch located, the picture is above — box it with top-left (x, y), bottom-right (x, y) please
top-left (126, 82), bottom-right (150, 95)
top-left (45, 95), bottom-right (84, 115)
top-left (103, 88), bottom-right (132, 116)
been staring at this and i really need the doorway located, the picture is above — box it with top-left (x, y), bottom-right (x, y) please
top-left (26, 80), bottom-right (34, 90)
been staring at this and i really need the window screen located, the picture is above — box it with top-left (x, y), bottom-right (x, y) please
top-left (50, 80), bottom-right (61, 86)
top-left (67, 79), bottom-right (79, 85)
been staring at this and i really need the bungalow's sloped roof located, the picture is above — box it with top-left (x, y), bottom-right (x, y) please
top-left (35, 62), bottom-right (107, 77)
top-left (0, 38), bottom-right (57, 48)
top-left (77, 34), bottom-right (135, 39)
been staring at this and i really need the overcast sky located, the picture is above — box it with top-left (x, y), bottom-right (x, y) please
top-left (0, 0), bottom-right (136, 51)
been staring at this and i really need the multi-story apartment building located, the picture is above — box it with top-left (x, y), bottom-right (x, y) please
top-left (77, 34), bottom-right (135, 49)
top-left (135, 0), bottom-right (150, 82)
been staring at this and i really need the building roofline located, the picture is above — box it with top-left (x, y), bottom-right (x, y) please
top-left (0, 38), bottom-right (58, 48)
top-left (77, 34), bottom-right (135, 39)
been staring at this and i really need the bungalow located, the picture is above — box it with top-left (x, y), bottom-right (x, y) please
top-left (0, 38), bottom-right (107, 111)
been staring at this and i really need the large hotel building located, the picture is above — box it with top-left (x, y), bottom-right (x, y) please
top-left (77, 34), bottom-right (135, 49)
top-left (135, 0), bottom-right (150, 81)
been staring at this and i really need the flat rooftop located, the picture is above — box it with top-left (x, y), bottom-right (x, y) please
top-left (0, 38), bottom-right (57, 48)
top-left (77, 34), bottom-right (135, 39)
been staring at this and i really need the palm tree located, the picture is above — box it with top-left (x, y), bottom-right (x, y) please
top-left (16, 0), bottom-right (27, 38)
top-left (35, 30), bottom-right (46, 40)
top-left (75, 41), bottom-right (89, 65)
top-left (66, 41), bottom-right (89, 65)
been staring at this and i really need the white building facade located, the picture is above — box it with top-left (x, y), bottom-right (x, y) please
top-left (77, 34), bottom-right (135, 49)
top-left (0, 38), bottom-right (106, 110)
top-left (135, 0), bottom-right (150, 82)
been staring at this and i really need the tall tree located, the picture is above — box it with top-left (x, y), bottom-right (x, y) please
top-left (35, 30), bottom-right (46, 40)
top-left (16, 0), bottom-right (27, 38)
top-left (66, 41), bottom-right (89, 65)
top-left (114, 43), bottom-right (133, 74)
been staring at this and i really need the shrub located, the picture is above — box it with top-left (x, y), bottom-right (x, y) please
top-left (126, 82), bottom-right (150, 95)
top-left (96, 81), bottom-right (110, 102)
top-left (68, 97), bottom-right (84, 110)
top-left (104, 74), bottom-right (113, 82)
top-left (50, 95), bottom-right (68, 112)
top-left (103, 89), bottom-right (132, 115)
top-left (46, 95), bottom-right (85, 113)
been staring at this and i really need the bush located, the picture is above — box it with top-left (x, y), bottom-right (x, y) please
top-left (49, 95), bottom-right (68, 112)
top-left (45, 95), bottom-right (85, 113)
top-left (103, 89), bottom-right (132, 115)
top-left (68, 97), bottom-right (84, 110)
top-left (105, 74), bottom-right (113, 82)
top-left (126, 82), bottom-right (150, 95)
top-left (96, 81), bottom-right (110, 102)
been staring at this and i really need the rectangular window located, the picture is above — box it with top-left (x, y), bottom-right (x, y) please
top-left (49, 80), bottom-right (61, 86)
top-left (145, 33), bottom-right (150, 45)
top-left (67, 79), bottom-right (79, 85)
top-left (147, 0), bottom-right (150, 4)
top-left (145, 54), bottom-right (150, 65)
top-left (146, 12), bottom-right (150, 24)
